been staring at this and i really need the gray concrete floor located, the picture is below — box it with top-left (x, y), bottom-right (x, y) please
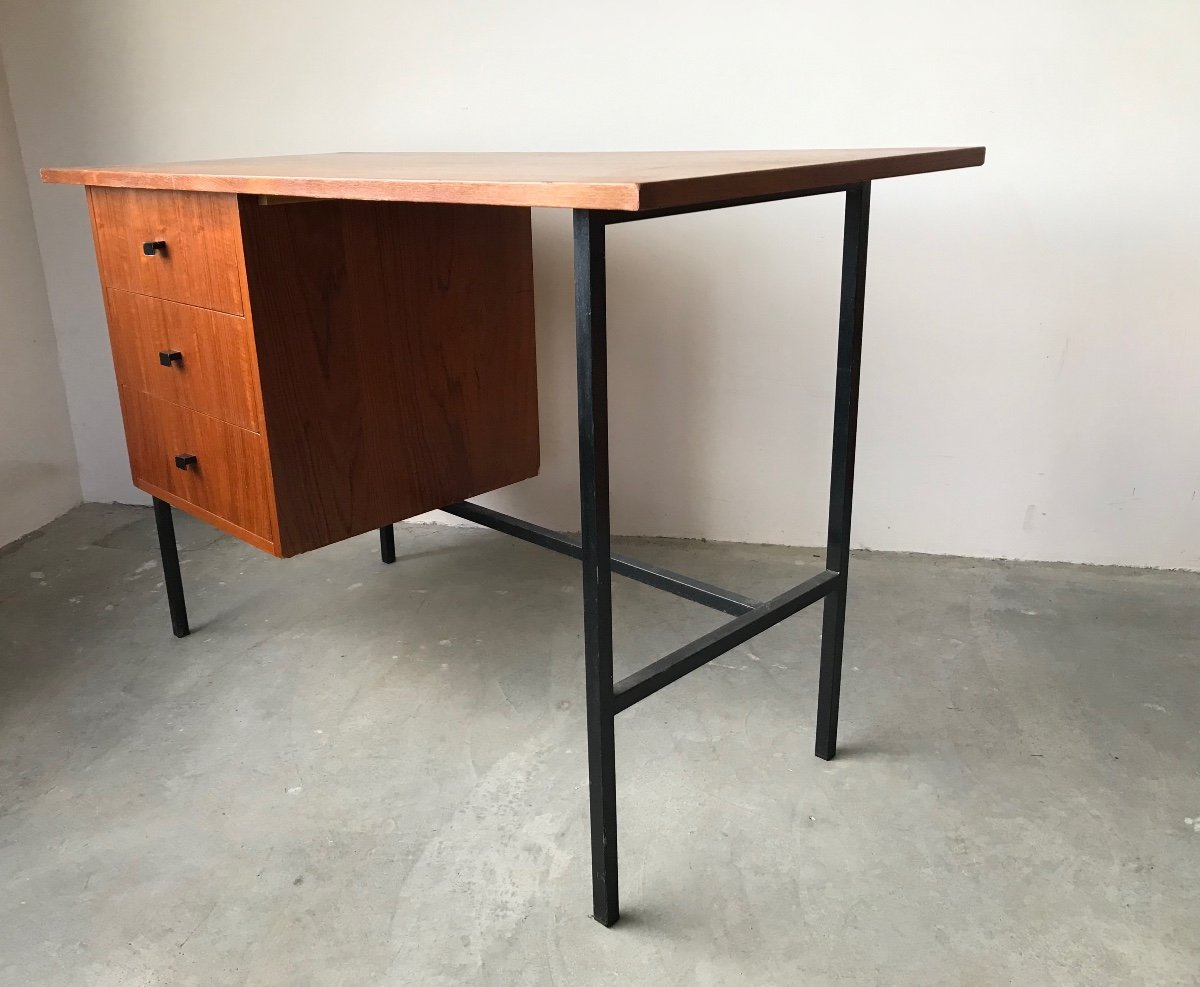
top-left (0, 504), bottom-right (1197, 986)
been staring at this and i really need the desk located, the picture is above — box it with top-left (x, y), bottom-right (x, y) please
top-left (44, 148), bottom-right (985, 926)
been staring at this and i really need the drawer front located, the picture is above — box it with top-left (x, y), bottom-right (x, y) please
top-left (106, 289), bottom-right (260, 431)
top-left (89, 187), bottom-right (244, 316)
top-left (120, 387), bottom-right (274, 540)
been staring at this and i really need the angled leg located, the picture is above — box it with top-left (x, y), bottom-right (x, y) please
top-left (152, 497), bottom-right (190, 638)
top-left (379, 524), bottom-right (396, 564)
top-left (574, 209), bottom-right (619, 927)
top-left (815, 182), bottom-right (871, 761)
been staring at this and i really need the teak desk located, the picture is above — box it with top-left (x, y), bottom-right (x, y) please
top-left (44, 149), bottom-right (985, 926)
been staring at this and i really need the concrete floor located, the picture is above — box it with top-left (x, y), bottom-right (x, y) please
top-left (0, 504), bottom-right (1197, 986)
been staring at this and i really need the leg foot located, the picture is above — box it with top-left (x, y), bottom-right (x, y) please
top-left (152, 497), bottom-right (189, 638)
top-left (814, 583), bottom-right (846, 760)
top-left (379, 524), bottom-right (396, 564)
top-left (587, 707), bottom-right (619, 926)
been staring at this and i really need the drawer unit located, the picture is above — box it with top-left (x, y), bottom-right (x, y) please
top-left (84, 187), bottom-right (539, 558)
top-left (104, 289), bottom-right (261, 431)
top-left (89, 187), bottom-right (245, 315)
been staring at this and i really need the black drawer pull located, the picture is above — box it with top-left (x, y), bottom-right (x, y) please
top-left (158, 350), bottom-right (183, 367)
top-left (174, 454), bottom-right (198, 471)
top-left (142, 240), bottom-right (167, 256)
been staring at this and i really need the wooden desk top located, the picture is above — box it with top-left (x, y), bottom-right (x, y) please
top-left (43, 148), bottom-right (984, 212)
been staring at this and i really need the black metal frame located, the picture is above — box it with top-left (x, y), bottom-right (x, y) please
top-left (149, 182), bottom-right (871, 928)
top-left (450, 182), bottom-right (869, 925)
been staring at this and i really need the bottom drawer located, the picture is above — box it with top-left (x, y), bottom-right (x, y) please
top-left (120, 387), bottom-right (276, 541)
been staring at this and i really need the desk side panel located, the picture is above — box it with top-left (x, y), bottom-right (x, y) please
top-left (239, 197), bottom-right (539, 557)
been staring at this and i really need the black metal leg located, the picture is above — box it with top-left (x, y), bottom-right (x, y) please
top-left (152, 497), bottom-right (190, 638)
top-left (815, 182), bottom-right (871, 761)
top-left (437, 186), bottom-right (873, 918)
top-left (379, 524), bottom-right (396, 564)
top-left (574, 209), bottom-right (619, 927)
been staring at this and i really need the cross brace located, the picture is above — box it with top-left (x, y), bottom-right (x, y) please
top-left (441, 500), bottom-right (840, 713)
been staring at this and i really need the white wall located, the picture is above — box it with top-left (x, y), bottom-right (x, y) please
top-left (1, 0), bottom-right (1197, 569)
top-left (0, 48), bottom-right (78, 547)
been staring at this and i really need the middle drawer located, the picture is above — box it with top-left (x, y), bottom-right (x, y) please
top-left (106, 288), bottom-right (261, 432)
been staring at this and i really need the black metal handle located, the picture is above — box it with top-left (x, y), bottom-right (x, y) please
top-left (159, 350), bottom-right (183, 367)
top-left (174, 454), bottom-right (197, 471)
top-left (142, 240), bottom-right (167, 256)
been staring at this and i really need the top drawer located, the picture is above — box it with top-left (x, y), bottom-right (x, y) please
top-left (88, 187), bottom-right (245, 316)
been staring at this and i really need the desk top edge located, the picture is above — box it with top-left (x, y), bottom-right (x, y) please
top-left (42, 148), bottom-right (985, 211)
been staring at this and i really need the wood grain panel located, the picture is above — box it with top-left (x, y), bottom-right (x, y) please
top-left (88, 186), bottom-right (244, 314)
top-left (101, 288), bottom-right (172, 402)
top-left (105, 290), bottom-right (261, 430)
top-left (52, 149), bottom-right (986, 211)
top-left (136, 479), bottom-right (277, 555)
top-left (239, 197), bottom-right (539, 557)
top-left (120, 387), bottom-right (276, 541)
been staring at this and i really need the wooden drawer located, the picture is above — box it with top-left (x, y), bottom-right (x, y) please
top-left (105, 289), bottom-right (260, 431)
top-left (89, 187), bottom-right (244, 316)
top-left (120, 387), bottom-right (275, 542)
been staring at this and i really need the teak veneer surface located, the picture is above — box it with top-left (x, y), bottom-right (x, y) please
top-left (89, 187), bottom-right (245, 314)
top-left (240, 198), bottom-right (539, 556)
top-left (104, 289), bottom-right (261, 432)
top-left (119, 386), bottom-right (275, 541)
top-left (78, 186), bottom-right (539, 558)
top-left (44, 148), bottom-right (985, 210)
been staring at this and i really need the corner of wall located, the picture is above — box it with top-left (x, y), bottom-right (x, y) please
top-left (0, 48), bottom-right (83, 547)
